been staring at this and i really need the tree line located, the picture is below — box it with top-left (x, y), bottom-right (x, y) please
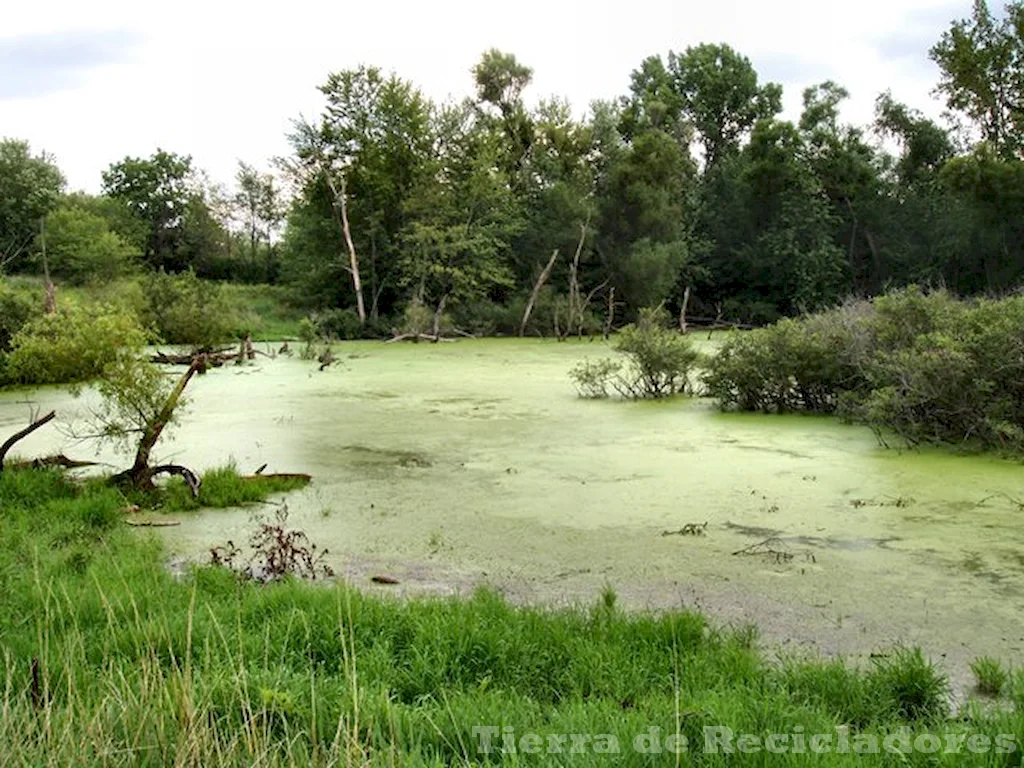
top-left (3, 0), bottom-right (1024, 333)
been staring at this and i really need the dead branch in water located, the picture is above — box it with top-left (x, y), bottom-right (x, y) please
top-left (732, 537), bottom-right (816, 564)
top-left (661, 522), bottom-right (708, 537)
top-left (0, 410), bottom-right (56, 471)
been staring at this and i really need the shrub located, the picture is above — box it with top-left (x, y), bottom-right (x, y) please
top-left (4, 303), bottom-right (146, 385)
top-left (0, 280), bottom-right (38, 352)
top-left (705, 288), bottom-right (1024, 452)
top-left (613, 308), bottom-right (700, 397)
top-left (568, 307), bottom-right (698, 400)
top-left (568, 358), bottom-right (622, 398)
top-left (140, 270), bottom-right (239, 349)
top-left (705, 302), bottom-right (868, 413)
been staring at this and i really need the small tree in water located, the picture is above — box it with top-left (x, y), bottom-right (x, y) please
top-left (569, 307), bottom-right (699, 399)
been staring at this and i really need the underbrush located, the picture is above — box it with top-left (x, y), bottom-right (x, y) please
top-left (1, 467), bottom-right (1021, 765)
top-left (705, 288), bottom-right (1024, 451)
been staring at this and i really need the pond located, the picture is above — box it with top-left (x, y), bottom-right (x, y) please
top-left (2, 337), bottom-right (1023, 695)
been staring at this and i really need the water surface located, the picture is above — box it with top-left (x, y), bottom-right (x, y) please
top-left (3, 338), bottom-right (1022, 694)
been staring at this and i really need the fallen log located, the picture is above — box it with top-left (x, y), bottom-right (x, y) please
top-left (125, 519), bottom-right (181, 528)
top-left (24, 454), bottom-right (99, 470)
top-left (0, 410), bottom-right (56, 472)
top-left (385, 333), bottom-right (458, 344)
top-left (239, 473), bottom-right (312, 485)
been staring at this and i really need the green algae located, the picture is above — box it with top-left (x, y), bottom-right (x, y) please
top-left (2, 337), bottom-right (1023, 692)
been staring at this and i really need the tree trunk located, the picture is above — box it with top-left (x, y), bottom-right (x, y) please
top-left (0, 410), bottom-right (56, 472)
top-left (520, 250), bottom-right (558, 337)
top-left (123, 357), bottom-right (203, 490)
top-left (432, 294), bottom-right (448, 342)
top-left (40, 217), bottom-right (56, 314)
top-left (338, 177), bottom-right (366, 325)
top-left (679, 286), bottom-right (691, 334)
top-left (604, 287), bottom-right (615, 340)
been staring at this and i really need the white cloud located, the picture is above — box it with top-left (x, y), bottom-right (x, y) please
top-left (1, 0), bottom-right (970, 191)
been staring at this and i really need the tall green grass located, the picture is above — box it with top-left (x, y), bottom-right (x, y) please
top-left (0, 468), bottom-right (1021, 765)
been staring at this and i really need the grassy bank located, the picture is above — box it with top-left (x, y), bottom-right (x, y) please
top-left (0, 468), bottom-right (1022, 765)
top-left (3, 275), bottom-right (305, 342)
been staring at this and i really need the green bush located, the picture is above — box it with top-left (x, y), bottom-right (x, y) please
top-left (569, 307), bottom-right (698, 399)
top-left (3, 303), bottom-right (146, 386)
top-left (613, 308), bottom-right (700, 397)
top-left (705, 288), bottom-right (1024, 452)
top-left (140, 270), bottom-right (239, 348)
top-left (568, 358), bottom-right (622, 398)
top-left (0, 280), bottom-right (38, 352)
top-left (705, 302), bottom-right (867, 413)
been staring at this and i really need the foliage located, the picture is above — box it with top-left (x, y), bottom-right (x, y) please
top-left (140, 269), bottom-right (239, 348)
top-left (38, 205), bottom-right (138, 284)
top-left (88, 355), bottom-right (181, 455)
top-left (0, 139), bottom-right (65, 269)
top-left (707, 288), bottom-right (1024, 452)
top-left (0, 280), bottom-right (38, 352)
top-left (612, 307), bottom-right (701, 397)
top-left (3, 304), bottom-right (146, 386)
top-left (930, 0), bottom-right (1024, 157)
top-left (569, 308), bottom-right (699, 399)
top-left (568, 357), bottom-right (621, 398)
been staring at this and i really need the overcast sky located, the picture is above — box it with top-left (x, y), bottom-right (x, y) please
top-left (1, 0), bottom-right (969, 192)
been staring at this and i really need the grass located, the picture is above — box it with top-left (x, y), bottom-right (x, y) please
top-left (159, 464), bottom-right (311, 511)
top-left (971, 657), bottom-right (1009, 697)
top-left (0, 468), bottom-right (1022, 765)
top-left (221, 283), bottom-right (305, 341)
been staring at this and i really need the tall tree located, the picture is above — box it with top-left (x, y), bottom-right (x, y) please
top-left (930, 0), bottom-right (1024, 157)
top-left (0, 139), bottom-right (65, 271)
top-left (102, 150), bottom-right (196, 271)
top-left (667, 44), bottom-right (782, 169)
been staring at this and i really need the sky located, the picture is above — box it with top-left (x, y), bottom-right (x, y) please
top-left (1, 0), bottom-right (970, 193)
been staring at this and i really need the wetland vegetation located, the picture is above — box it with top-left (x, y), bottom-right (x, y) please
top-left (4, 0), bottom-right (1024, 763)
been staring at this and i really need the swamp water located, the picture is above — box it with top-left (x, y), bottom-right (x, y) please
top-left (2, 338), bottom-right (1022, 693)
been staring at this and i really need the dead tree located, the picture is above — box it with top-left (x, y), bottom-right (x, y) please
top-left (679, 286), bottom-right (691, 334)
top-left (0, 410), bottom-right (97, 473)
top-left (603, 287), bottom-right (616, 340)
top-left (520, 249), bottom-right (558, 337)
top-left (432, 293), bottom-right (448, 342)
top-left (0, 410), bottom-right (56, 472)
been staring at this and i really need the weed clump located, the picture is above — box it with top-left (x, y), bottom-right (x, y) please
top-left (210, 505), bottom-right (334, 582)
top-left (970, 656), bottom-right (1008, 696)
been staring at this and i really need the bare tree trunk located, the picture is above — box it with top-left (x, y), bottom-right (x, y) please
top-left (679, 286), bottom-right (691, 333)
top-left (566, 214), bottom-right (590, 337)
top-left (337, 177), bottom-right (366, 325)
top-left (520, 250), bottom-right (558, 337)
top-left (0, 410), bottom-right (56, 472)
top-left (432, 293), bottom-right (448, 342)
top-left (604, 287), bottom-right (615, 340)
top-left (40, 217), bottom-right (56, 314)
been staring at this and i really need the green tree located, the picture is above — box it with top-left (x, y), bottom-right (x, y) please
top-left (38, 206), bottom-right (137, 284)
top-left (667, 44), bottom-right (782, 169)
top-left (101, 150), bottom-right (196, 271)
top-left (398, 103), bottom-right (523, 316)
top-left (472, 49), bottom-right (535, 182)
top-left (0, 139), bottom-right (65, 271)
top-left (930, 0), bottom-right (1024, 157)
